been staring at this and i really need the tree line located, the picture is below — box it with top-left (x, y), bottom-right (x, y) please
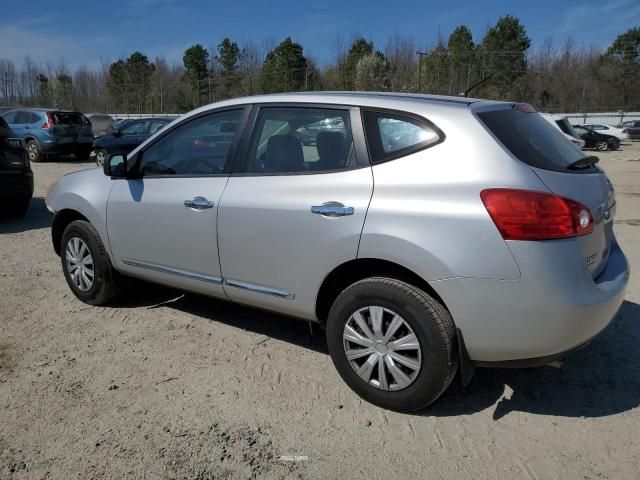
top-left (0, 17), bottom-right (638, 114)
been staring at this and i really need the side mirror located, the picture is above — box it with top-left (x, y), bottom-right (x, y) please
top-left (113, 129), bottom-right (122, 137)
top-left (104, 153), bottom-right (127, 178)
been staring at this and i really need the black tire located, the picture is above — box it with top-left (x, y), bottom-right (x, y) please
top-left (326, 277), bottom-right (458, 412)
top-left (60, 220), bottom-right (118, 305)
top-left (26, 140), bottom-right (42, 163)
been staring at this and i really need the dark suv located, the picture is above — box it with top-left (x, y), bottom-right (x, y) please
top-left (1, 108), bottom-right (93, 162)
top-left (0, 116), bottom-right (33, 215)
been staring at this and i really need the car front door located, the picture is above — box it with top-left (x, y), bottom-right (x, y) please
top-left (217, 105), bottom-right (373, 320)
top-left (106, 107), bottom-right (248, 297)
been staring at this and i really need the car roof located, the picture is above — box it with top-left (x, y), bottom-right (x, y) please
top-left (181, 91), bottom-right (510, 123)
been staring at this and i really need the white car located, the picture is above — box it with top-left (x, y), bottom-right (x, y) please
top-left (580, 123), bottom-right (630, 141)
top-left (540, 114), bottom-right (586, 149)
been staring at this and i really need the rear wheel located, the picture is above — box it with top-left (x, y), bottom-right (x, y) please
top-left (595, 140), bottom-right (608, 151)
top-left (326, 277), bottom-right (458, 412)
top-left (26, 140), bottom-right (42, 162)
top-left (61, 220), bottom-right (118, 305)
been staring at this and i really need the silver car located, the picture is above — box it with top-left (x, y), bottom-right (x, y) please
top-left (46, 93), bottom-right (629, 412)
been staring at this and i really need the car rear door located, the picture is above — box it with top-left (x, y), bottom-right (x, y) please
top-left (106, 107), bottom-right (248, 297)
top-left (217, 104), bottom-right (373, 320)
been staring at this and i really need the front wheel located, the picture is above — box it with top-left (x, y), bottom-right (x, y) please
top-left (595, 141), bottom-right (608, 151)
top-left (326, 277), bottom-right (458, 412)
top-left (61, 220), bottom-right (118, 305)
top-left (95, 149), bottom-right (108, 167)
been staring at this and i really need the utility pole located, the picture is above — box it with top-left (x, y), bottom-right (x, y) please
top-left (416, 50), bottom-right (428, 93)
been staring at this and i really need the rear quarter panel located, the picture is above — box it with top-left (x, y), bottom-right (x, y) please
top-left (359, 104), bottom-right (544, 281)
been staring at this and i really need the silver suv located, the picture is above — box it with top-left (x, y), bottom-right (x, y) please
top-left (46, 93), bottom-right (629, 412)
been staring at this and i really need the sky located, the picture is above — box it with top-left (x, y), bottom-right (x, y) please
top-left (1, 0), bottom-right (639, 70)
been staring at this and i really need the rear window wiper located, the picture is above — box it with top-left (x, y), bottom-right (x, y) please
top-left (567, 155), bottom-right (599, 170)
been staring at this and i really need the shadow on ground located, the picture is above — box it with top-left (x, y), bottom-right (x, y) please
top-left (0, 197), bottom-right (51, 234)
top-left (114, 283), bottom-right (328, 354)
top-left (111, 283), bottom-right (640, 420)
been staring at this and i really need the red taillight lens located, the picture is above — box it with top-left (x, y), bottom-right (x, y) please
top-left (622, 128), bottom-right (628, 133)
top-left (480, 188), bottom-right (593, 240)
top-left (41, 112), bottom-right (54, 129)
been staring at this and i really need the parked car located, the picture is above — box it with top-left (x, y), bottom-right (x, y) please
top-left (0, 107), bottom-right (17, 115)
top-left (46, 93), bottom-right (628, 412)
top-left (86, 114), bottom-right (116, 138)
top-left (540, 113), bottom-right (586, 148)
top-left (579, 123), bottom-right (629, 141)
top-left (616, 120), bottom-right (640, 140)
top-left (92, 117), bottom-right (173, 166)
top-left (1, 108), bottom-right (93, 162)
top-left (0, 116), bottom-right (33, 215)
top-left (573, 125), bottom-right (620, 151)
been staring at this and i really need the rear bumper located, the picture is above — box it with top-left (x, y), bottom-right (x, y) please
top-left (432, 238), bottom-right (629, 362)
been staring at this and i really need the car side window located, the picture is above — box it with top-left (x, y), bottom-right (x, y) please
top-left (120, 121), bottom-right (146, 135)
top-left (138, 109), bottom-right (242, 177)
top-left (148, 120), bottom-right (168, 135)
top-left (245, 107), bottom-right (354, 174)
top-left (362, 110), bottom-right (442, 164)
top-left (2, 111), bottom-right (17, 123)
top-left (14, 111), bottom-right (31, 124)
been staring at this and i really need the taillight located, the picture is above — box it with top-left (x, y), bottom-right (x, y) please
top-left (480, 188), bottom-right (593, 240)
top-left (622, 128), bottom-right (628, 133)
top-left (42, 112), bottom-right (54, 129)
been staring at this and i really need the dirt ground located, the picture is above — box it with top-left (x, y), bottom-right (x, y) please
top-left (1, 143), bottom-right (639, 480)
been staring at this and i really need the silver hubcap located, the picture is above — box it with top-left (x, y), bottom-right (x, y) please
top-left (596, 141), bottom-right (608, 151)
top-left (65, 237), bottom-right (95, 292)
top-left (343, 306), bottom-right (422, 391)
top-left (28, 144), bottom-right (38, 160)
top-left (96, 151), bottom-right (106, 166)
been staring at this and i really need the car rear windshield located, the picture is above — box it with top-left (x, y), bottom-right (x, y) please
top-left (52, 112), bottom-right (88, 125)
top-left (478, 107), bottom-right (587, 172)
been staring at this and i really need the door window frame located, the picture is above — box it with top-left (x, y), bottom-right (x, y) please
top-left (128, 105), bottom-right (252, 179)
top-left (231, 103), bottom-right (371, 176)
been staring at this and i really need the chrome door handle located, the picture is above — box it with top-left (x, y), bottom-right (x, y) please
top-left (184, 196), bottom-right (214, 210)
top-left (311, 204), bottom-right (354, 217)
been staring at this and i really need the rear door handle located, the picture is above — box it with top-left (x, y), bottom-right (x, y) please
top-left (184, 196), bottom-right (214, 210)
top-left (311, 204), bottom-right (354, 217)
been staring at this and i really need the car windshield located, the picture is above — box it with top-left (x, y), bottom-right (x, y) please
top-left (478, 107), bottom-right (587, 172)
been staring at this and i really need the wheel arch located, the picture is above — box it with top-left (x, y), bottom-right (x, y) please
top-left (51, 209), bottom-right (89, 256)
top-left (315, 257), bottom-right (447, 324)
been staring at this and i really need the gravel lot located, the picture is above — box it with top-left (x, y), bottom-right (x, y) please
top-left (1, 144), bottom-right (639, 480)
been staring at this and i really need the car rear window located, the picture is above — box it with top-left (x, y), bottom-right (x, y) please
top-left (477, 107), bottom-right (586, 172)
top-left (52, 112), bottom-right (88, 125)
